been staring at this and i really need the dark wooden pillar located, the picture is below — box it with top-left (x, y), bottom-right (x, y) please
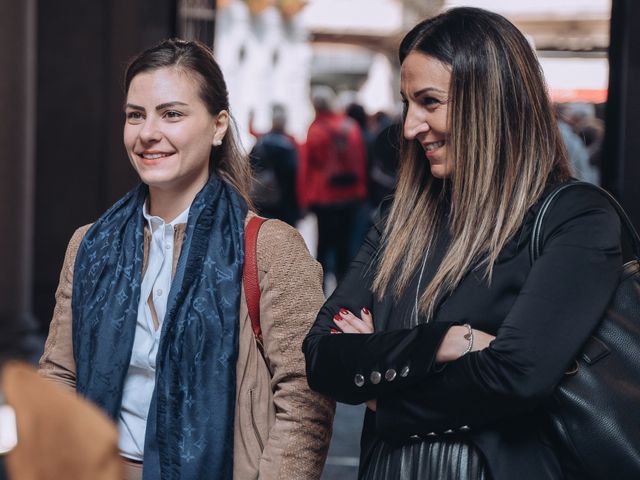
top-left (33, 0), bottom-right (177, 327)
top-left (603, 0), bottom-right (640, 233)
top-left (0, 0), bottom-right (37, 321)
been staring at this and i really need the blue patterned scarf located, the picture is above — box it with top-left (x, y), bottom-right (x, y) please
top-left (72, 174), bottom-right (247, 479)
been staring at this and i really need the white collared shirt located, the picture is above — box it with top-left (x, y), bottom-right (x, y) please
top-left (118, 201), bottom-right (190, 461)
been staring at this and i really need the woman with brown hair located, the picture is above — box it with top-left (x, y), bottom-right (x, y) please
top-left (39, 39), bottom-right (333, 480)
top-left (304, 7), bottom-right (621, 480)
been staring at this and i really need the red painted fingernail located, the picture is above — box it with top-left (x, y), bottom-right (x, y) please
top-left (362, 307), bottom-right (370, 315)
top-left (333, 314), bottom-right (342, 321)
top-left (330, 328), bottom-right (340, 334)
top-left (339, 308), bottom-right (349, 315)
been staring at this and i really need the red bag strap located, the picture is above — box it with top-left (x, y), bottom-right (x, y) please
top-left (243, 216), bottom-right (267, 348)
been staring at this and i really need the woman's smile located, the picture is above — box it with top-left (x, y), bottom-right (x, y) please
top-left (138, 150), bottom-right (175, 165)
top-left (423, 139), bottom-right (446, 158)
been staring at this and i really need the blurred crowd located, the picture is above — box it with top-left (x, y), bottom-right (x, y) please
top-left (248, 87), bottom-right (605, 286)
top-left (556, 102), bottom-right (604, 185)
top-left (249, 86), bottom-right (401, 287)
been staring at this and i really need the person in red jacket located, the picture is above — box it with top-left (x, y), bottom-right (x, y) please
top-left (299, 86), bottom-right (367, 285)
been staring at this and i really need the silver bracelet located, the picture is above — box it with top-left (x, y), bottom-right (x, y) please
top-left (462, 323), bottom-right (474, 355)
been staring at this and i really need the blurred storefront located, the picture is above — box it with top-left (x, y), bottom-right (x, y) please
top-left (450, 0), bottom-right (611, 104)
top-left (213, 0), bottom-right (312, 143)
top-left (208, 0), bottom-right (612, 147)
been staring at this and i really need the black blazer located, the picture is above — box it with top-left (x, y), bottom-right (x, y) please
top-left (303, 184), bottom-right (622, 480)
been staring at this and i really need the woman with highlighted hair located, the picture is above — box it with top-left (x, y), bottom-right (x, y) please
top-left (304, 8), bottom-right (621, 480)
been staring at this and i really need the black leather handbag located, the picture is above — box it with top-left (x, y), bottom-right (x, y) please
top-left (531, 182), bottom-right (640, 479)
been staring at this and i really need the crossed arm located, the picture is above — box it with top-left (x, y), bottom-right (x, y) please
top-left (333, 307), bottom-right (494, 411)
top-left (303, 188), bottom-right (622, 437)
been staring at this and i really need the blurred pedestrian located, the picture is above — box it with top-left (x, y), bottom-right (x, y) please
top-left (578, 116), bottom-right (604, 170)
top-left (563, 102), bottom-right (605, 174)
top-left (250, 104), bottom-right (300, 226)
top-left (368, 120), bottom-right (401, 210)
top-left (39, 39), bottom-right (333, 480)
top-left (345, 101), bottom-right (377, 261)
top-left (556, 103), bottom-right (599, 184)
top-left (300, 86), bottom-right (367, 285)
top-left (346, 102), bottom-right (375, 165)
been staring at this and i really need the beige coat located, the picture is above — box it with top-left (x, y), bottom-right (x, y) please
top-left (39, 213), bottom-right (335, 479)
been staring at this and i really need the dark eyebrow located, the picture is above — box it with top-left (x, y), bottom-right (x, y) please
top-left (124, 103), bottom-right (144, 111)
top-left (413, 87), bottom-right (447, 97)
top-left (124, 101), bottom-right (189, 112)
top-left (156, 101), bottom-right (188, 111)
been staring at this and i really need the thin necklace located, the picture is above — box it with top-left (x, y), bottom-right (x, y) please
top-left (412, 247), bottom-right (430, 325)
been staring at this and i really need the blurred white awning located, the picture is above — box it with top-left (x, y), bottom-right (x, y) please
top-left (300, 0), bottom-right (404, 35)
top-left (539, 55), bottom-right (609, 102)
top-left (445, 0), bottom-right (610, 20)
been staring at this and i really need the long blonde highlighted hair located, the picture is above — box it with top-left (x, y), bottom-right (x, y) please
top-left (372, 7), bottom-right (571, 321)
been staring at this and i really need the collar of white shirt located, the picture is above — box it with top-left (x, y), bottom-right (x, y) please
top-left (142, 199), bottom-right (190, 232)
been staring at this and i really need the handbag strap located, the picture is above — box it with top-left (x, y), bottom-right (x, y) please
top-left (530, 181), bottom-right (640, 263)
top-left (243, 215), bottom-right (268, 348)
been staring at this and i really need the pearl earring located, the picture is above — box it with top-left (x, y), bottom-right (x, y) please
top-left (213, 139), bottom-right (222, 146)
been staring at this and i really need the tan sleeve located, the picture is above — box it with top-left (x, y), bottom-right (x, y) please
top-left (256, 220), bottom-right (335, 480)
top-left (38, 225), bottom-right (91, 392)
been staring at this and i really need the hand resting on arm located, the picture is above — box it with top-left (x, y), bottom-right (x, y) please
top-left (332, 308), bottom-right (496, 410)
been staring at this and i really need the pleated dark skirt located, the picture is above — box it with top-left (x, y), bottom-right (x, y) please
top-left (360, 438), bottom-right (490, 480)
